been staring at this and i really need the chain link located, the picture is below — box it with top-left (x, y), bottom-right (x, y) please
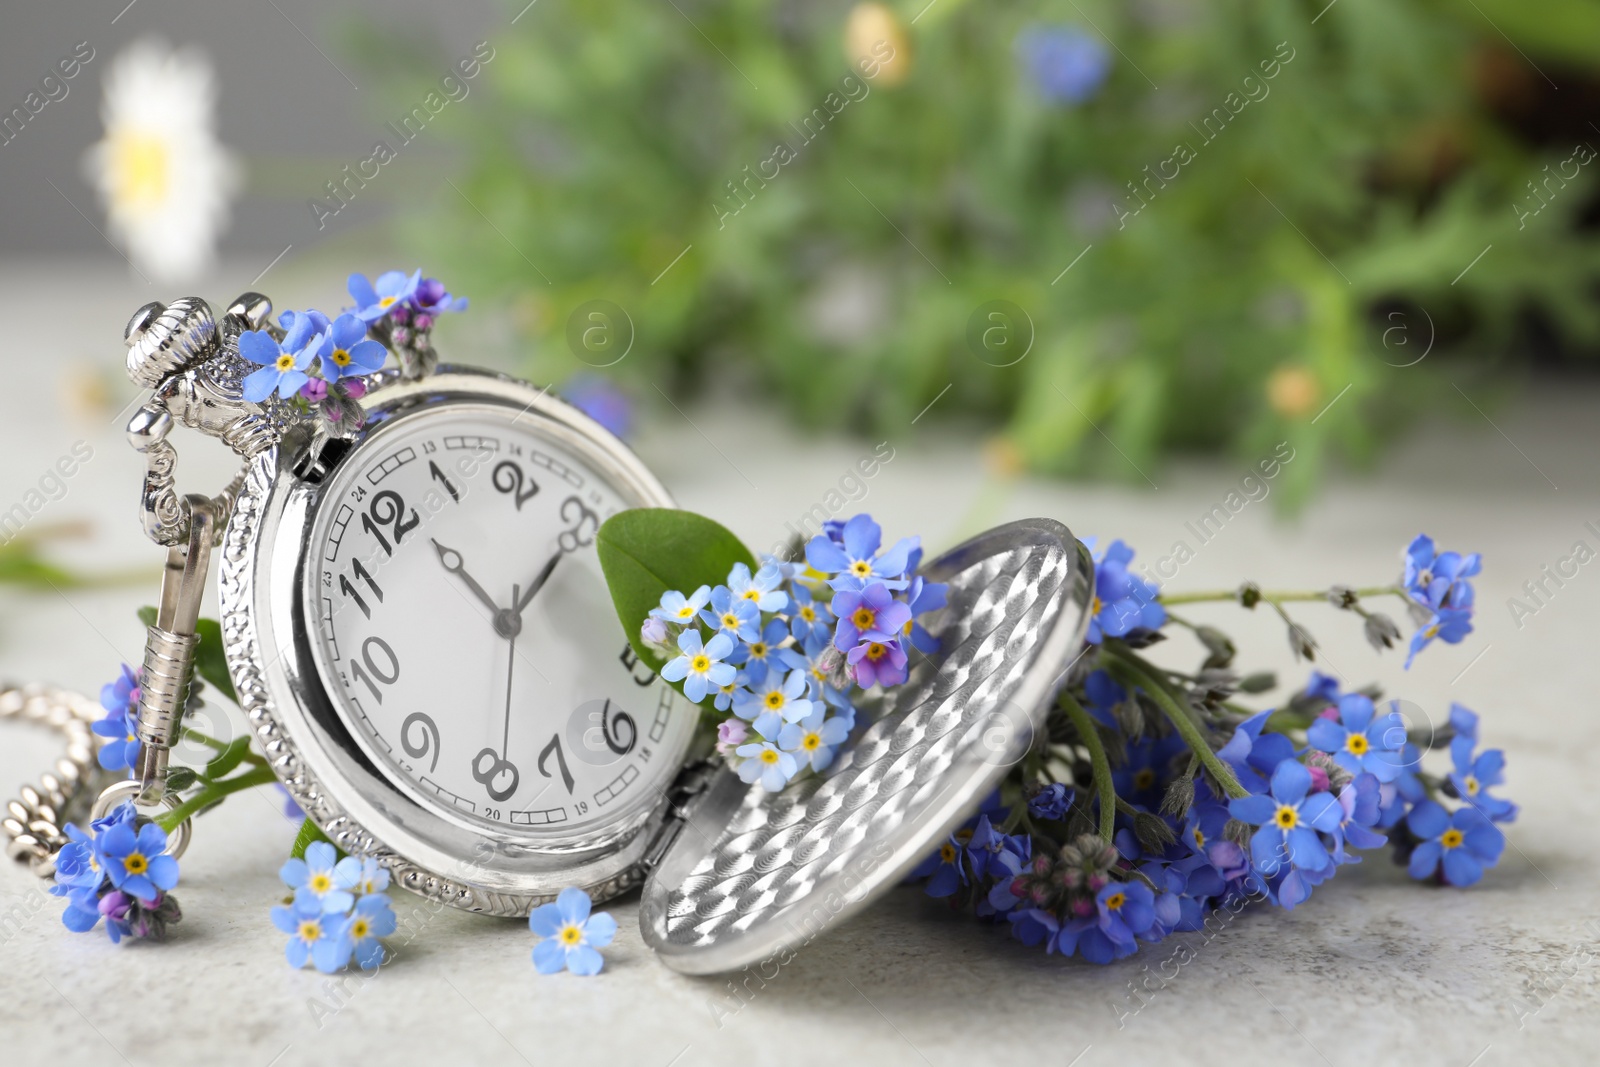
top-left (0, 683), bottom-right (103, 878)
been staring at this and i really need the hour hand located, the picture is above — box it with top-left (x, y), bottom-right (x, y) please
top-left (431, 538), bottom-right (503, 618)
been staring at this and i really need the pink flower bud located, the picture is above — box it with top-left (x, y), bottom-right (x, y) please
top-left (299, 378), bottom-right (328, 402)
top-left (1307, 764), bottom-right (1330, 792)
top-left (717, 719), bottom-right (749, 747)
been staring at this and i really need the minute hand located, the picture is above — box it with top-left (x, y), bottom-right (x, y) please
top-left (511, 554), bottom-right (562, 618)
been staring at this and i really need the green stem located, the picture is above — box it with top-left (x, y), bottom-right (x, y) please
top-left (156, 765), bottom-right (278, 833)
top-left (1103, 645), bottom-right (1249, 800)
top-left (1058, 690), bottom-right (1117, 842)
top-left (181, 728), bottom-right (232, 752)
top-left (1159, 584), bottom-right (1403, 606)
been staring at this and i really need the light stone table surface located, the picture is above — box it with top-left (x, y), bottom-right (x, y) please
top-left (0, 259), bottom-right (1596, 1066)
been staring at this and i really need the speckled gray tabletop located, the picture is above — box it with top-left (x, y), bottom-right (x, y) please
top-left (1, 260), bottom-right (1595, 1066)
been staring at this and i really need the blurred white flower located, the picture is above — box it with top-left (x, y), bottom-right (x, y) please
top-left (84, 39), bottom-right (239, 283)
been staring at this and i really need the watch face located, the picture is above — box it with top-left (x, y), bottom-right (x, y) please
top-left (302, 401), bottom-right (694, 842)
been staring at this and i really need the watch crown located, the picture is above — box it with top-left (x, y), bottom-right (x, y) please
top-left (125, 297), bottom-right (218, 389)
top-left (223, 291), bottom-right (275, 336)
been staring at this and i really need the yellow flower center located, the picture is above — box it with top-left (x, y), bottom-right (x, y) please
top-left (331, 348), bottom-right (351, 367)
top-left (559, 924), bottom-right (583, 945)
top-left (350, 918), bottom-right (370, 939)
top-left (1464, 775), bottom-right (1480, 796)
top-left (800, 605), bottom-right (817, 623)
top-left (1441, 828), bottom-right (1465, 849)
top-left (690, 654), bottom-right (711, 673)
top-left (759, 748), bottom-right (780, 765)
top-left (1104, 891), bottom-right (1126, 911)
top-left (107, 131), bottom-right (170, 214)
top-left (1091, 595), bottom-right (1104, 615)
top-left (865, 642), bottom-right (887, 662)
top-left (1193, 829), bottom-right (1206, 848)
top-left (742, 589), bottom-right (763, 603)
top-left (749, 642), bottom-right (767, 658)
top-left (1133, 768), bottom-right (1156, 791)
top-left (1274, 805), bottom-right (1298, 830)
top-left (275, 353), bottom-right (295, 372)
top-left (299, 920), bottom-right (321, 942)
top-left (1346, 734), bottom-right (1370, 756)
top-left (851, 607), bottom-right (876, 630)
top-left (379, 295), bottom-right (397, 308)
top-left (124, 851), bottom-right (148, 875)
top-left (676, 605), bottom-right (695, 620)
top-left (764, 691), bottom-right (786, 710)
top-left (955, 829), bottom-right (974, 845)
top-left (801, 733), bottom-right (822, 752)
top-left (721, 612), bottom-right (740, 629)
top-left (850, 560), bottom-right (872, 578)
top-left (939, 843), bottom-right (957, 863)
top-left (310, 873), bottom-right (332, 893)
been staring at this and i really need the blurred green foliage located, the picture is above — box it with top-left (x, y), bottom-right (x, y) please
top-left (358, 0), bottom-right (1600, 508)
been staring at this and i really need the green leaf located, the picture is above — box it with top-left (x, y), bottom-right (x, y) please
top-left (194, 618), bottom-right (237, 705)
top-left (137, 604), bottom-right (158, 628)
top-left (596, 508), bottom-right (756, 704)
top-left (290, 817), bottom-right (341, 861)
top-left (203, 736), bottom-right (253, 780)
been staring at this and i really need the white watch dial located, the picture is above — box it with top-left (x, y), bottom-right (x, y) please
top-left (302, 403), bottom-right (694, 839)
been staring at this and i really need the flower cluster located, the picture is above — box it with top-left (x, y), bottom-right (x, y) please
top-left (642, 514), bottom-right (946, 792)
top-left (350, 269), bottom-right (467, 381)
top-left (236, 269), bottom-right (466, 432)
top-left (529, 887), bottom-right (617, 976)
top-left (1401, 534), bottom-right (1480, 667)
top-left (910, 532), bottom-right (1515, 963)
top-left (51, 803), bottom-right (182, 943)
top-left (271, 841), bottom-right (398, 973)
top-left (1015, 25), bottom-right (1112, 106)
top-left (92, 663), bottom-right (142, 773)
top-left (1085, 538), bottom-right (1166, 644)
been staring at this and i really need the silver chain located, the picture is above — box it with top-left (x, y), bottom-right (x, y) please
top-left (0, 683), bottom-right (103, 878)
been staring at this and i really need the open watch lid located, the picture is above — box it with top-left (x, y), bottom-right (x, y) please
top-left (640, 518), bottom-right (1094, 974)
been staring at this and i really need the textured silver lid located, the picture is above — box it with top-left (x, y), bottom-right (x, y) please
top-left (639, 517), bottom-right (1093, 974)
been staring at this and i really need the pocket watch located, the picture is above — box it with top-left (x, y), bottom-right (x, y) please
top-left (106, 287), bottom-right (1095, 974)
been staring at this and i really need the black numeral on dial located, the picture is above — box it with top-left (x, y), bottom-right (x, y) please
top-left (401, 712), bottom-right (440, 773)
top-left (598, 700), bottom-right (636, 756)
top-left (538, 733), bottom-right (575, 794)
top-left (349, 635), bottom-right (399, 705)
top-left (339, 558), bottom-right (384, 619)
top-left (558, 496), bottom-right (599, 552)
top-left (472, 748), bottom-right (519, 802)
top-left (361, 489), bottom-right (420, 555)
top-left (619, 643), bottom-right (654, 687)
top-left (492, 460), bottom-right (540, 510)
top-left (428, 459), bottom-right (460, 502)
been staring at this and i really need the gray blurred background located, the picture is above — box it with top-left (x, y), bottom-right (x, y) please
top-left (0, 0), bottom-right (496, 257)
